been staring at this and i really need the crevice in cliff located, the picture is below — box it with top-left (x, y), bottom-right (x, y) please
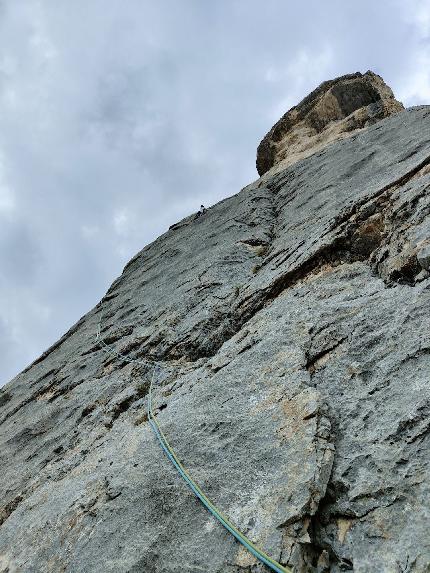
top-left (246, 152), bottom-right (430, 313)
top-left (0, 494), bottom-right (24, 527)
top-left (298, 484), bottom-right (355, 572)
top-left (384, 398), bottom-right (430, 446)
top-left (299, 477), bottom-right (408, 572)
top-left (326, 150), bottom-right (430, 236)
top-left (305, 338), bottom-right (347, 375)
top-left (0, 389), bottom-right (11, 408)
top-left (236, 236), bottom-right (364, 333)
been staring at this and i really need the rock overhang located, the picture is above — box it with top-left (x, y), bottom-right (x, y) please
top-left (256, 70), bottom-right (404, 177)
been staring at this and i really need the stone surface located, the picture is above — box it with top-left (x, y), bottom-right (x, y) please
top-left (1, 97), bottom-right (430, 571)
top-left (417, 242), bottom-right (430, 271)
top-left (256, 71), bottom-right (404, 177)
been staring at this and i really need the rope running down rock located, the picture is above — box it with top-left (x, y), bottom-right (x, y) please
top-left (96, 314), bottom-right (292, 573)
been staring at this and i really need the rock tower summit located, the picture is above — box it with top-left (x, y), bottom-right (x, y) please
top-left (257, 71), bottom-right (404, 175)
top-left (0, 72), bottom-right (429, 572)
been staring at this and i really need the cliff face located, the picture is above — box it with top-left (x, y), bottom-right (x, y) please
top-left (1, 75), bottom-right (430, 573)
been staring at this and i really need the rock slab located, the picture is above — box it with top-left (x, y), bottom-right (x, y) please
top-left (0, 77), bottom-right (429, 573)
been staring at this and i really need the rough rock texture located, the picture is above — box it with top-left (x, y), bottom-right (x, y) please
top-left (1, 84), bottom-right (430, 573)
top-left (256, 71), bottom-right (404, 177)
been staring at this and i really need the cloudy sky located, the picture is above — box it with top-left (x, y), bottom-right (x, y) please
top-left (1, 0), bottom-right (430, 385)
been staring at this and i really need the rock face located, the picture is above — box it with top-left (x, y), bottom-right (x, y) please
top-left (1, 76), bottom-right (430, 573)
top-left (256, 71), bottom-right (404, 176)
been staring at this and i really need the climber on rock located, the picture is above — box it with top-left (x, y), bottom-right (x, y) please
top-left (195, 204), bottom-right (207, 219)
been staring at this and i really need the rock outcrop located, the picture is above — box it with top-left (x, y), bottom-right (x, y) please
top-left (1, 74), bottom-right (430, 573)
top-left (256, 71), bottom-right (404, 176)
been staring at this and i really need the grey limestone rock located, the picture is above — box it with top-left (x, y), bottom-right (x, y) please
top-left (417, 243), bottom-right (430, 271)
top-left (0, 81), bottom-right (430, 572)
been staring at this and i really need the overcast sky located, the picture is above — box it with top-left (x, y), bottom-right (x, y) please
top-left (1, 0), bottom-right (430, 385)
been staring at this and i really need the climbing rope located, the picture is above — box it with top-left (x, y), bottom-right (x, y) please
top-left (96, 313), bottom-right (292, 573)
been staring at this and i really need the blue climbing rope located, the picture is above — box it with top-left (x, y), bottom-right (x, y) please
top-left (96, 315), bottom-right (292, 573)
